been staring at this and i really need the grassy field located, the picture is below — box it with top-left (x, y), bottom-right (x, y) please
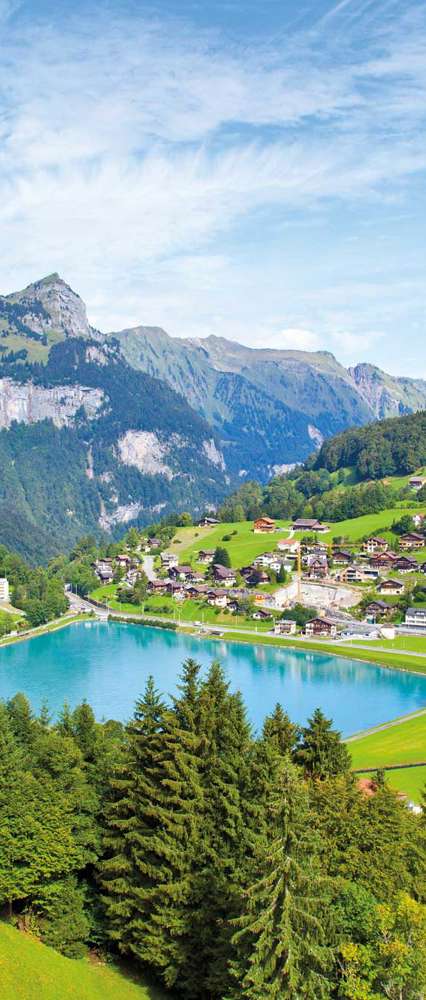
top-left (168, 507), bottom-right (426, 564)
top-left (0, 921), bottom-right (169, 1000)
top-left (348, 712), bottom-right (426, 802)
top-left (167, 520), bottom-right (290, 568)
top-left (90, 587), bottom-right (276, 631)
top-left (349, 635), bottom-right (426, 653)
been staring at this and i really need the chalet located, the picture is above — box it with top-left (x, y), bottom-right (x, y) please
top-left (362, 537), bottom-right (388, 555)
top-left (252, 609), bottom-right (273, 621)
top-left (291, 518), bottom-right (328, 533)
top-left (207, 589), bottom-right (229, 608)
top-left (116, 553), bottom-right (131, 566)
top-left (305, 553), bottom-right (328, 579)
top-left (199, 516), bottom-right (220, 527)
top-left (399, 532), bottom-right (425, 550)
top-left (166, 581), bottom-right (186, 600)
top-left (126, 568), bottom-right (141, 585)
top-left (304, 617), bottom-right (337, 638)
top-left (253, 552), bottom-right (284, 572)
top-left (148, 579), bottom-right (168, 594)
top-left (405, 607), bottom-right (426, 629)
top-left (161, 552), bottom-right (179, 569)
top-left (212, 564), bottom-right (237, 586)
top-left (169, 564), bottom-right (193, 581)
top-left (365, 600), bottom-right (393, 620)
top-left (253, 516), bottom-right (276, 534)
top-left (394, 556), bottom-right (418, 574)
top-left (93, 560), bottom-right (114, 582)
top-left (332, 550), bottom-right (352, 565)
top-left (274, 619), bottom-right (297, 635)
top-left (377, 579), bottom-right (405, 596)
top-left (147, 537), bottom-right (162, 548)
top-left (198, 549), bottom-right (215, 565)
top-left (409, 476), bottom-right (426, 490)
top-left (185, 584), bottom-right (210, 599)
top-left (276, 538), bottom-right (299, 555)
top-left (369, 552), bottom-right (396, 570)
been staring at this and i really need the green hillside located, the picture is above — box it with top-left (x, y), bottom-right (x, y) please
top-left (348, 713), bottom-right (426, 803)
top-left (0, 922), bottom-right (169, 1000)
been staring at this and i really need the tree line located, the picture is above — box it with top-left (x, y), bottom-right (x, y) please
top-left (1, 661), bottom-right (425, 998)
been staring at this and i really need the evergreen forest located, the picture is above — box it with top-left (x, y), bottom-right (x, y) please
top-left (1, 660), bottom-right (425, 999)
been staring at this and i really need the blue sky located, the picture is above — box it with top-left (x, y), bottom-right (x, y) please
top-left (0, 0), bottom-right (425, 374)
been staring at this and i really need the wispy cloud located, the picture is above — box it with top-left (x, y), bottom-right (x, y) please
top-left (0, 0), bottom-right (425, 370)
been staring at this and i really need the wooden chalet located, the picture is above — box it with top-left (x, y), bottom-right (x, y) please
top-left (304, 617), bottom-right (337, 638)
top-left (253, 516), bottom-right (276, 533)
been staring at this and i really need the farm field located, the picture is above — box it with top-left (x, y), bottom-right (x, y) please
top-left (0, 921), bottom-right (169, 1000)
top-left (348, 711), bottom-right (426, 802)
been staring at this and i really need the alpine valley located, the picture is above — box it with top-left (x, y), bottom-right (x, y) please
top-left (1, 272), bottom-right (426, 560)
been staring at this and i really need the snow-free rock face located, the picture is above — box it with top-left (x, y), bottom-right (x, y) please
top-left (0, 378), bottom-right (105, 429)
top-left (117, 430), bottom-right (174, 479)
top-left (348, 363), bottom-right (426, 420)
top-left (2, 273), bottom-right (93, 341)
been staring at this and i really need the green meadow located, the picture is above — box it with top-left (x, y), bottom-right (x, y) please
top-left (348, 712), bottom-right (426, 802)
top-left (0, 921), bottom-right (169, 1000)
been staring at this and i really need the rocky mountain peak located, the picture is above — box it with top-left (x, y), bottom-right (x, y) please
top-left (5, 273), bottom-right (91, 340)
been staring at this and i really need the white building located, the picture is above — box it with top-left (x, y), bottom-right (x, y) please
top-left (405, 607), bottom-right (426, 630)
top-left (0, 577), bottom-right (10, 602)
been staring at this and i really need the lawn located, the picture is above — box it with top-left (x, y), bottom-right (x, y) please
top-left (349, 635), bottom-right (426, 654)
top-left (303, 507), bottom-right (426, 542)
top-left (0, 921), bottom-right (169, 1000)
top-left (347, 712), bottom-right (426, 803)
top-left (167, 521), bottom-right (290, 568)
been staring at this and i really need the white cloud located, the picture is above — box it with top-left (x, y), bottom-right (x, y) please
top-left (272, 328), bottom-right (322, 351)
top-left (0, 1), bottom-right (424, 371)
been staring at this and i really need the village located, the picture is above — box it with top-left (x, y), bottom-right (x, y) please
top-left (89, 509), bottom-right (426, 642)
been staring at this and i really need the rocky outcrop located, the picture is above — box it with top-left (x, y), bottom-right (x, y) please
top-left (0, 379), bottom-right (104, 428)
top-left (117, 430), bottom-right (174, 479)
top-left (2, 273), bottom-right (95, 340)
top-left (348, 364), bottom-right (426, 419)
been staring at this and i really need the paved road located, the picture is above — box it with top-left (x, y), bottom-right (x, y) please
top-left (141, 555), bottom-right (156, 582)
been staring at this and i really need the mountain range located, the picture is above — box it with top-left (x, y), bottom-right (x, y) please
top-left (1, 273), bottom-right (425, 559)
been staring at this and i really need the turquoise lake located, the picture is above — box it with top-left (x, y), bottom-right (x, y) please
top-left (0, 621), bottom-right (425, 735)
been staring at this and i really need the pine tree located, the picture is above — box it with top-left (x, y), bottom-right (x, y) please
top-left (101, 676), bottom-right (203, 990)
top-left (183, 663), bottom-right (253, 999)
top-left (228, 757), bottom-right (332, 999)
top-left (295, 708), bottom-right (351, 779)
top-left (262, 703), bottom-right (299, 757)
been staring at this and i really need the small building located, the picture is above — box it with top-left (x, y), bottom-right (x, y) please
top-left (405, 607), bottom-right (426, 629)
top-left (253, 516), bottom-right (276, 534)
top-left (252, 609), bottom-right (273, 621)
top-left (199, 516), bottom-right (220, 527)
top-left (291, 518), bottom-right (328, 533)
top-left (207, 588), bottom-right (229, 608)
top-left (377, 579), bottom-right (405, 596)
top-left (116, 553), bottom-right (131, 566)
top-left (161, 552), bottom-right (179, 569)
top-left (147, 537), bottom-right (162, 549)
top-left (399, 532), bottom-right (425, 550)
top-left (212, 564), bottom-right (237, 587)
top-left (304, 617), bottom-right (337, 638)
top-left (274, 619), bottom-right (297, 636)
top-left (409, 476), bottom-right (426, 490)
top-left (166, 581), bottom-right (186, 601)
top-left (198, 549), bottom-right (215, 565)
top-left (276, 538), bottom-right (300, 555)
top-left (394, 556), bottom-right (418, 574)
top-left (363, 536), bottom-right (388, 555)
top-left (169, 564), bottom-right (193, 581)
top-left (305, 553), bottom-right (328, 579)
top-left (149, 579), bottom-right (168, 595)
top-left (0, 577), bottom-right (9, 602)
top-left (332, 550), bottom-right (352, 565)
top-left (365, 600), bottom-right (393, 620)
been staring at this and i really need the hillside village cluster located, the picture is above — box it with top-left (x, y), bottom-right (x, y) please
top-left (90, 510), bottom-right (426, 640)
